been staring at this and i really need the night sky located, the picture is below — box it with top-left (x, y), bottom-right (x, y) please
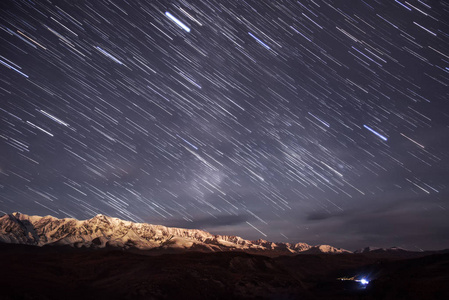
top-left (1, 0), bottom-right (448, 251)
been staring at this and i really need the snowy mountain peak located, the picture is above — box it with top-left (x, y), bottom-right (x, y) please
top-left (317, 245), bottom-right (346, 253)
top-left (0, 213), bottom-right (352, 255)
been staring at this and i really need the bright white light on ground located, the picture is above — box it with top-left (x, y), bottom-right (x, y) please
top-left (360, 278), bottom-right (369, 285)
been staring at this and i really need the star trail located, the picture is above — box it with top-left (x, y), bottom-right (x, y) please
top-left (0, 0), bottom-right (448, 250)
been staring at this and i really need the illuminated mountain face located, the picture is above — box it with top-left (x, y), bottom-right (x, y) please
top-left (0, 212), bottom-right (350, 255)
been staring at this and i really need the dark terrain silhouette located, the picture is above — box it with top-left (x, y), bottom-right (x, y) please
top-left (0, 243), bottom-right (448, 299)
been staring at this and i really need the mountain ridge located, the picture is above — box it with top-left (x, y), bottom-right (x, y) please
top-left (0, 212), bottom-right (350, 255)
top-left (354, 246), bottom-right (410, 253)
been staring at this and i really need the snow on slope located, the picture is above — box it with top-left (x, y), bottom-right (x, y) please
top-left (0, 212), bottom-right (351, 254)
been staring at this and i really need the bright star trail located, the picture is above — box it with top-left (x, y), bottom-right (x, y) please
top-left (0, 0), bottom-right (448, 251)
top-left (363, 125), bottom-right (388, 141)
top-left (165, 11), bottom-right (191, 33)
top-left (248, 32), bottom-right (271, 50)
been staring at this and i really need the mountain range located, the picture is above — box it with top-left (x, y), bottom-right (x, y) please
top-left (1, 212), bottom-right (449, 299)
top-left (0, 212), bottom-right (350, 255)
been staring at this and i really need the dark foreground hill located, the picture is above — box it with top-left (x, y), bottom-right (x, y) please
top-left (0, 243), bottom-right (448, 300)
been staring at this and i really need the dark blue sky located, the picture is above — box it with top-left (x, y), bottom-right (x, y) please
top-left (1, 0), bottom-right (448, 250)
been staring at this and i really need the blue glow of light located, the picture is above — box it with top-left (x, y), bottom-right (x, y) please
top-left (363, 125), bottom-right (388, 141)
top-left (360, 279), bottom-right (369, 285)
top-left (248, 32), bottom-right (271, 50)
top-left (165, 12), bottom-right (190, 32)
top-left (0, 59), bottom-right (29, 78)
top-left (308, 112), bottom-right (330, 127)
top-left (177, 134), bottom-right (198, 150)
top-left (395, 0), bottom-right (412, 11)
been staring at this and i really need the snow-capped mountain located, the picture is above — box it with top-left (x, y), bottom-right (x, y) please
top-left (301, 244), bottom-right (353, 254)
top-left (0, 212), bottom-right (351, 255)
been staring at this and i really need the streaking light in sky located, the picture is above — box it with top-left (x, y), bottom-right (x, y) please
top-left (177, 134), bottom-right (198, 150)
top-left (165, 12), bottom-right (191, 32)
top-left (308, 112), bottom-right (330, 127)
top-left (0, 58), bottom-right (29, 78)
top-left (363, 125), bottom-right (388, 141)
top-left (248, 32), bottom-right (271, 50)
top-left (95, 47), bottom-right (124, 65)
top-left (26, 121), bottom-right (54, 137)
top-left (39, 110), bottom-right (69, 127)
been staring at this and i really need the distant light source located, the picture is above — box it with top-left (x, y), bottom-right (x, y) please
top-left (360, 278), bottom-right (369, 285)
